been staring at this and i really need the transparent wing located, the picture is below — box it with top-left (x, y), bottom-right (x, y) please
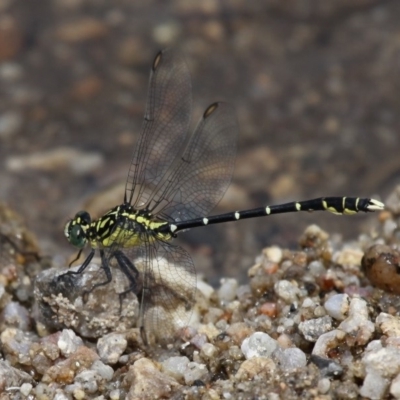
top-left (148, 102), bottom-right (239, 221)
top-left (125, 49), bottom-right (192, 208)
top-left (116, 237), bottom-right (197, 342)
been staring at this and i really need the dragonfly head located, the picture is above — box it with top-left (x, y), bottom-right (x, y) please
top-left (64, 211), bottom-right (91, 249)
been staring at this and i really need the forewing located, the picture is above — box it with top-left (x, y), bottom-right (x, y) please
top-left (150, 102), bottom-right (238, 221)
top-left (125, 49), bottom-right (192, 208)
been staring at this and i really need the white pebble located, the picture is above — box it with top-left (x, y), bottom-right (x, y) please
top-left (20, 383), bottom-right (32, 396)
top-left (359, 372), bottom-right (389, 399)
top-left (263, 246), bottom-right (282, 263)
top-left (274, 280), bottom-right (299, 304)
top-left (57, 329), bottom-right (83, 356)
top-left (184, 362), bottom-right (208, 385)
top-left (338, 297), bottom-right (374, 345)
top-left (317, 378), bottom-right (330, 394)
top-left (298, 316), bottom-right (332, 342)
top-left (391, 374), bottom-right (400, 399)
top-left (197, 280), bottom-right (214, 299)
top-left (201, 343), bottom-right (218, 359)
top-left (97, 333), bottom-right (127, 365)
top-left (241, 332), bottom-right (278, 359)
top-left (218, 278), bottom-right (238, 302)
top-left (324, 293), bottom-right (350, 321)
top-left (90, 359), bottom-right (114, 381)
top-left (161, 356), bottom-right (190, 381)
top-left (275, 348), bottom-right (306, 371)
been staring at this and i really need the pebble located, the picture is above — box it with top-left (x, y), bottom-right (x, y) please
top-left (376, 313), bottom-right (400, 337)
top-left (197, 280), bottom-right (214, 299)
top-left (200, 343), bottom-right (218, 359)
top-left (0, 301), bottom-right (31, 331)
top-left (241, 332), bottom-right (278, 359)
top-left (362, 244), bottom-right (400, 294)
top-left (218, 278), bottom-right (238, 302)
top-left (298, 315), bottom-right (332, 342)
top-left (274, 347), bottom-right (306, 371)
top-left (310, 354), bottom-right (343, 377)
top-left (126, 358), bottom-right (180, 399)
top-left (18, 382), bottom-right (32, 396)
top-left (391, 374), bottom-right (400, 399)
top-left (362, 341), bottom-right (400, 378)
top-left (161, 356), bottom-right (190, 382)
top-left (262, 246), bottom-right (283, 263)
top-left (338, 297), bottom-right (374, 345)
top-left (317, 378), bottom-right (330, 394)
top-left (324, 293), bottom-right (350, 321)
top-left (97, 333), bottom-right (127, 365)
top-left (312, 330), bottom-right (346, 358)
top-left (359, 372), bottom-right (389, 399)
top-left (235, 357), bottom-right (276, 380)
top-left (274, 280), bottom-right (300, 304)
top-left (184, 362), bottom-right (208, 385)
top-left (57, 329), bottom-right (83, 356)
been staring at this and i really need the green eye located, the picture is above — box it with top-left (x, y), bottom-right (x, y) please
top-left (68, 224), bottom-right (87, 249)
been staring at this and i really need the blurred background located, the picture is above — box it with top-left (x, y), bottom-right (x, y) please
top-left (0, 0), bottom-right (399, 284)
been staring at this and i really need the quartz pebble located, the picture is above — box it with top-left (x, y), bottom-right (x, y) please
top-left (184, 362), bottom-right (208, 385)
top-left (241, 332), bottom-right (278, 359)
top-left (324, 293), bottom-right (350, 321)
top-left (218, 278), bottom-right (238, 302)
top-left (57, 329), bottom-right (83, 356)
top-left (161, 356), bottom-right (190, 382)
top-left (97, 333), bottom-right (127, 365)
top-left (298, 315), bottom-right (332, 342)
top-left (274, 347), bottom-right (306, 371)
top-left (274, 280), bottom-right (300, 304)
top-left (338, 297), bottom-right (374, 345)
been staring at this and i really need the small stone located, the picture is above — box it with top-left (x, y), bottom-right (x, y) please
top-left (274, 280), bottom-right (300, 304)
top-left (196, 280), bottom-right (214, 299)
top-left (275, 347), bottom-right (306, 371)
top-left (391, 373), bottom-right (400, 399)
top-left (109, 389), bottom-right (121, 400)
top-left (376, 313), bottom-right (400, 337)
top-left (241, 332), bottom-right (278, 359)
top-left (57, 329), bottom-right (83, 356)
top-left (218, 278), bottom-right (238, 302)
top-left (90, 359), bottom-right (114, 381)
top-left (184, 362), bottom-right (208, 385)
top-left (312, 330), bottom-right (346, 358)
top-left (362, 344), bottom-right (400, 378)
top-left (262, 246), bottom-right (283, 263)
top-left (200, 343), bottom-right (217, 359)
top-left (338, 297), bottom-right (374, 345)
top-left (310, 355), bottom-right (343, 377)
top-left (97, 333), bottom-right (127, 365)
top-left (359, 372), bottom-right (389, 399)
top-left (161, 356), bottom-right (189, 382)
top-left (126, 358), bottom-right (180, 399)
top-left (298, 315), bottom-right (332, 342)
top-left (235, 357), bottom-right (276, 380)
top-left (317, 378), bottom-right (330, 394)
top-left (324, 293), bottom-right (350, 321)
top-left (19, 382), bottom-right (32, 396)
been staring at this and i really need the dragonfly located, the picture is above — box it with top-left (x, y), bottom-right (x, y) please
top-left (62, 48), bottom-right (384, 344)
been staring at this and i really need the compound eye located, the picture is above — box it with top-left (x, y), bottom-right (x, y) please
top-left (68, 224), bottom-right (87, 249)
top-left (75, 211), bottom-right (91, 226)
